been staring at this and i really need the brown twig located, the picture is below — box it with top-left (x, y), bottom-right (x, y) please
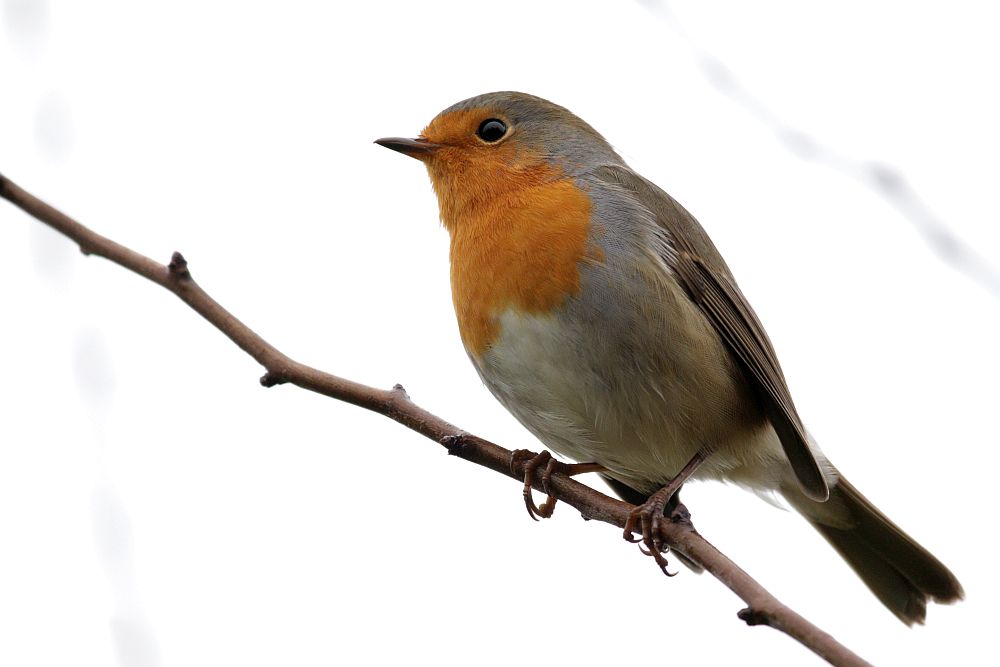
top-left (0, 172), bottom-right (873, 667)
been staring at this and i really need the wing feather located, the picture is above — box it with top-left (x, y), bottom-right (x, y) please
top-left (595, 165), bottom-right (829, 501)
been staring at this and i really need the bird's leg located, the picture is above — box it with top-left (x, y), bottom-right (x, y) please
top-left (622, 449), bottom-right (709, 574)
top-left (510, 449), bottom-right (606, 520)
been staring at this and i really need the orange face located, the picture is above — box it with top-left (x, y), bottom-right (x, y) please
top-left (408, 107), bottom-right (600, 357)
top-left (419, 108), bottom-right (546, 227)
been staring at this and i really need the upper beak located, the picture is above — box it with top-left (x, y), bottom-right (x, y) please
top-left (374, 136), bottom-right (442, 160)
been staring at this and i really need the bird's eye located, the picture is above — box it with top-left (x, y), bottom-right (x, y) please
top-left (477, 119), bottom-right (507, 143)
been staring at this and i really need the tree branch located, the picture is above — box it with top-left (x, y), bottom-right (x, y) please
top-left (1, 172), bottom-right (872, 667)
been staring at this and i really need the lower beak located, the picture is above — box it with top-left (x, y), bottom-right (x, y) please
top-left (374, 137), bottom-right (442, 160)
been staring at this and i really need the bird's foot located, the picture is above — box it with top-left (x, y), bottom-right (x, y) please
top-left (622, 480), bottom-right (687, 575)
top-left (509, 449), bottom-right (605, 521)
top-left (621, 450), bottom-right (709, 575)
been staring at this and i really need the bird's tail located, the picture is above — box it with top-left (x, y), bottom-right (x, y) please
top-left (783, 474), bottom-right (963, 625)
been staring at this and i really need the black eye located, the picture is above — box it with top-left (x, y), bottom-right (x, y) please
top-left (477, 118), bottom-right (507, 142)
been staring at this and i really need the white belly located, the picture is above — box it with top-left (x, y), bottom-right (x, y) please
top-left (472, 284), bottom-right (789, 496)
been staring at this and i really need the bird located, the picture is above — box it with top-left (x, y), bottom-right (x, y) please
top-left (375, 91), bottom-right (963, 625)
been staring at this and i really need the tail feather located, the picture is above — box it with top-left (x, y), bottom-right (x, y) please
top-left (785, 475), bottom-right (963, 625)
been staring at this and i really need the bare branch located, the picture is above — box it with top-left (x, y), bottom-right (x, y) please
top-left (1, 171), bottom-right (873, 667)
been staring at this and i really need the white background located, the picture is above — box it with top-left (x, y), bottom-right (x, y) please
top-left (1, 1), bottom-right (997, 665)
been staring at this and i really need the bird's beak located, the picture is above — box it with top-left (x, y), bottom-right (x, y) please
top-left (374, 136), bottom-right (442, 160)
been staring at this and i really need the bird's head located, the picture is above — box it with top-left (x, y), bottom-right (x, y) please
top-left (376, 91), bottom-right (621, 227)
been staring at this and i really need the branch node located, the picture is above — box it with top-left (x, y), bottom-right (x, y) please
top-left (440, 433), bottom-right (469, 455)
top-left (260, 371), bottom-right (287, 387)
top-left (168, 251), bottom-right (191, 280)
top-left (737, 607), bottom-right (771, 627)
top-left (391, 383), bottom-right (410, 399)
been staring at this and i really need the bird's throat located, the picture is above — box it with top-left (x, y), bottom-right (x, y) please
top-left (441, 172), bottom-right (600, 358)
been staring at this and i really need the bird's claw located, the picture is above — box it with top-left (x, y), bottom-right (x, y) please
top-left (510, 450), bottom-right (605, 521)
top-left (622, 484), bottom-right (683, 576)
top-left (511, 449), bottom-right (557, 520)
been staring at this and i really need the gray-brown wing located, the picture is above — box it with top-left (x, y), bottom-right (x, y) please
top-left (595, 165), bottom-right (829, 501)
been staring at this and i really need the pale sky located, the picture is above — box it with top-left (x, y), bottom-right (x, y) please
top-left (1, 1), bottom-right (998, 665)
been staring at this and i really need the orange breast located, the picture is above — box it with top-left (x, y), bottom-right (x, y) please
top-left (446, 176), bottom-right (597, 357)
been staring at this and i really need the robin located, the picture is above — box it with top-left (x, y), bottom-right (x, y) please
top-left (376, 91), bottom-right (962, 624)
